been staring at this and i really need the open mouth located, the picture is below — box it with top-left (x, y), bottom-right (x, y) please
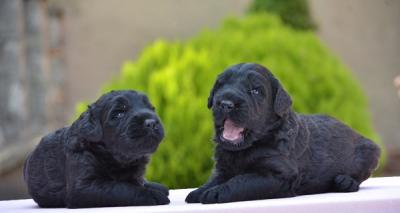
top-left (220, 119), bottom-right (245, 144)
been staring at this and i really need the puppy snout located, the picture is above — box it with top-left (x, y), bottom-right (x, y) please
top-left (130, 111), bottom-right (160, 129)
top-left (144, 118), bottom-right (159, 130)
top-left (218, 100), bottom-right (235, 112)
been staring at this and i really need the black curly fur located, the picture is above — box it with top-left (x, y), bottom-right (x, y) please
top-left (24, 90), bottom-right (169, 208)
top-left (186, 63), bottom-right (380, 204)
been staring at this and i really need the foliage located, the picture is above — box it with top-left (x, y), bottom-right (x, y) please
top-left (76, 13), bottom-right (382, 189)
top-left (248, 0), bottom-right (315, 30)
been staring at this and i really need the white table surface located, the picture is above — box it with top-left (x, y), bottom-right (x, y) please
top-left (1, 177), bottom-right (399, 213)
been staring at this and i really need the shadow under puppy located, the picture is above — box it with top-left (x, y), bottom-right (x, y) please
top-left (24, 90), bottom-right (169, 208)
top-left (186, 63), bottom-right (381, 204)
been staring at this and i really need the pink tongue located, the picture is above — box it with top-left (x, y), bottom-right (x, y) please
top-left (223, 119), bottom-right (244, 141)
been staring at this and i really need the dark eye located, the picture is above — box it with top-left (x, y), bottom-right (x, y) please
top-left (116, 111), bottom-right (125, 118)
top-left (111, 110), bottom-right (125, 119)
top-left (111, 104), bottom-right (127, 119)
top-left (250, 88), bottom-right (260, 95)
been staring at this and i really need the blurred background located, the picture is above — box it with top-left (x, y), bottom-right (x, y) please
top-left (0, 0), bottom-right (399, 200)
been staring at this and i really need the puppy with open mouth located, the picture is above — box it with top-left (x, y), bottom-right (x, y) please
top-left (24, 90), bottom-right (169, 208)
top-left (186, 63), bottom-right (381, 204)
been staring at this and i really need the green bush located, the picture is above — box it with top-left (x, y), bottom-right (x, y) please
top-left (76, 13), bottom-right (382, 189)
top-left (248, 0), bottom-right (315, 30)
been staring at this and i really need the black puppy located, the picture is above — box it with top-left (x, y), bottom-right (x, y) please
top-left (186, 63), bottom-right (381, 204)
top-left (24, 90), bottom-right (169, 208)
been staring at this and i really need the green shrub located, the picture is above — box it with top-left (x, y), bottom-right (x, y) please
top-left (248, 0), bottom-right (315, 30)
top-left (76, 13), bottom-right (382, 189)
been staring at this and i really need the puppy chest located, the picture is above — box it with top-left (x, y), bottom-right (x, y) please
top-left (95, 164), bottom-right (144, 184)
top-left (216, 153), bottom-right (258, 176)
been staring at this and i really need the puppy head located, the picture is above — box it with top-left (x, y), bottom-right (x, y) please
top-left (74, 90), bottom-right (164, 163)
top-left (208, 63), bottom-right (292, 151)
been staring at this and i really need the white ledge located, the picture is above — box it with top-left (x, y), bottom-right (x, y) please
top-left (1, 177), bottom-right (400, 213)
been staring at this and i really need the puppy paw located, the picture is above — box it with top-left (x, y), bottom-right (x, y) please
top-left (145, 182), bottom-right (169, 196)
top-left (334, 175), bottom-right (359, 192)
top-left (199, 185), bottom-right (230, 204)
top-left (142, 189), bottom-right (170, 205)
top-left (185, 188), bottom-right (205, 203)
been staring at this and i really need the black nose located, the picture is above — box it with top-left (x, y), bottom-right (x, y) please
top-left (219, 100), bottom-right (234, 112)
top-left (144, 118), bottom-right (158, 129)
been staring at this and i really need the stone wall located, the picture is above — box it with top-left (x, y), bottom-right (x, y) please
top-left (310, 0), bottom-right (400, 149)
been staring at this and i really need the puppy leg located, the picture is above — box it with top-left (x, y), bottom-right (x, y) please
top-left (199, 174), bottom-right (295, 204)
top-left (185, 175), bottom-right (226, 203)
top-left (332, 139), bottom-right (380, 194)
top-left (66, 155), bottom-right (169, 208)
top-left (353, 139), bottom-right (381, 182)
top-left (66, 180), bottom-right (169, 208)
top-left (333, 175), bottom-right (359, 192)
top-left (144, 181), bottom-right (169, 196)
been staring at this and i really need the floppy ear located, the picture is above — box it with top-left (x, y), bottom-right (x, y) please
top-left (76, 105), bottom-right (103, 142)
top-left (271, 76), bottom-right (292, 117)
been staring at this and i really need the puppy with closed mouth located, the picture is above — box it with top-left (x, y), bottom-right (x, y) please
top-left (186, 63), bottom-right (381, 204)
top-left (24, 90), bottom-right (169, 208)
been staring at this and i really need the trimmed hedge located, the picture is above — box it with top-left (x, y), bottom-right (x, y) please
top-left (248, 0), bottom-right (315, 30)
top-left (76, 13), bottom-right (382, 189)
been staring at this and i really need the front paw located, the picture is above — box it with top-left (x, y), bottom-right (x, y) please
top-left (142, 189), bottom-right (170, 205)
top-left (199, 185), bottom-right (230, 204)
top-left (185, 188), bottom-right (205, 203)
top-left (144, 182), bottom-right (169, 196)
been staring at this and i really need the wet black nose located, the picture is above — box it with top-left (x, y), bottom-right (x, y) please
top-left (219, 100), bottom-right (234, 112)
top-left (144, 118), bottom-right (158, 129)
